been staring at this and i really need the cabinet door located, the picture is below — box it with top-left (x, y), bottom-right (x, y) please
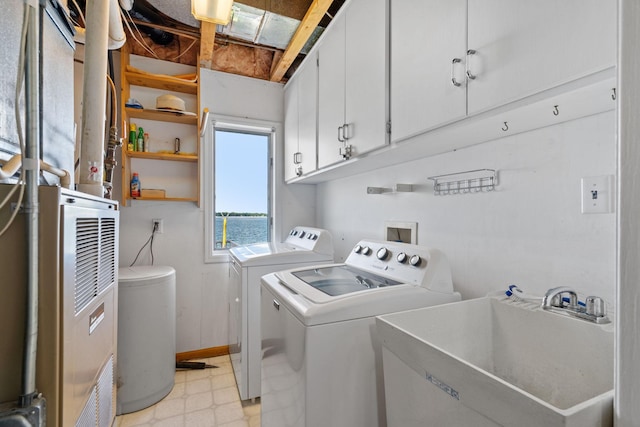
top-left (284, 79), bottom-right (299, 181)
top-left (317, 12), bottom-right (346, 169)
top-left (344, 0), bottom-right (388, 155)
top-left (391, 0), bottom-right (467, 143)
top-left (467, 0), bottom-right (616, 115)
top-left (297, 53), bottom-right (318, 177)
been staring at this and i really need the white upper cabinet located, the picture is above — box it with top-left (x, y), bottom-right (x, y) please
top-left (284, 78), bottom-right (300, 181)
top-left (284, 55), bottom-right (318, 182)
top-left (466, 0), bottom-right (616, 115)
top-left (298, 54), bottom-right (319, 177)
top-left (318, 0), bottom-right (389, 169)
top-left (391, 0), bottom-right (467, 143)
top-left (318, 12), bottom-right (346, 168)
top-left (391, 0), bottom-right (616, 143)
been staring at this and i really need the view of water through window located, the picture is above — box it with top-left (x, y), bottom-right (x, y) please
top-left (214, 129), bottom-right (270, 249)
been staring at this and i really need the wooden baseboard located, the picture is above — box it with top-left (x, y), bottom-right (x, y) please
top-left (176, 345), bottom-right (230, 361)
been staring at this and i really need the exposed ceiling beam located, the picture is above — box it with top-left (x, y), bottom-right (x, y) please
top-left (199, 21), bottom-right (217, 69)
top-left (269, 0), bottom-right (333, 82)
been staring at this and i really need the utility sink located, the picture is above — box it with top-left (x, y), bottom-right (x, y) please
top-left (376, 296), bottom-right (614, 427)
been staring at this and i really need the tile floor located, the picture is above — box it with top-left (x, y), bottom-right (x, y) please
top-left (115, 355), bottom-right (260, 427)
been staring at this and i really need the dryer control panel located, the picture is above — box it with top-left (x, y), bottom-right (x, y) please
top-left (284, 226), bottom-right (334, 256)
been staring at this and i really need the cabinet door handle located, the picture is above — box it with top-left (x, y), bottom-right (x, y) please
top-left (451, 58), bottom-right (463, 87)
top-left (343, 123), bottom-right (351, 141)
top-left (272, 299), bottom-right (280, 311)
top-left (466, 49), bottom-right (478, 80)
top-left (293, 152), bottom-right (302, 164)
top-left (338, 125), bottom-right (345, 142)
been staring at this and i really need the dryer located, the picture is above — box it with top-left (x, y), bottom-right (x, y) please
top-left (228, 226), bottom-right (333, 401)
top-left (260, 240), bottom-right (461, 427)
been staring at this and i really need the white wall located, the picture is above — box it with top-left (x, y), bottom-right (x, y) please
top-left (118, 68), bottom-right (316, 353)
top-left (616, 0), bottom-right (640, 423)
top-left (317, 111), bottom-right (617, 304)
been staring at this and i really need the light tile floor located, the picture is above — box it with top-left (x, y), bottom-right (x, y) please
top-left (115, 355), bottom-right (260, 427)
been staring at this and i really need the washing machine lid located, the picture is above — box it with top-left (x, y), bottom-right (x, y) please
top-left (262, 271), bottom-right (460, 326)
top-left (291, 265), bottom-right (403, 296)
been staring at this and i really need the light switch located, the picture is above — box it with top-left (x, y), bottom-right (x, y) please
top-left (581, 175), bottom-right (614, 214)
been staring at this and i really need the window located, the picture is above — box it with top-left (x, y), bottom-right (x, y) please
top-left (204, 117), bottom-right (274, 261)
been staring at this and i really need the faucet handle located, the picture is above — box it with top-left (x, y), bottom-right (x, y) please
top-left (585, 296), bottom-right (606, 317)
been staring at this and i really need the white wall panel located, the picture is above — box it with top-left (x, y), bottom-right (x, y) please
top-left (318, 111), bottom-right (616, 305)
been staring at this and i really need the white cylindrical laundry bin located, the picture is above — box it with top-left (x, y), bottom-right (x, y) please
top-left (116, 266), bottom-right (176, 415)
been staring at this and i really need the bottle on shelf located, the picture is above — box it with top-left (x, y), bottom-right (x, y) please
top-left (130, 172), bottom-right (141, 198)
top-left (143, 132), bottom-right (150, 152)
top-left (129, 123), bottom-right (137, 151)
top-left (137, 126), bottom-right (144, 152)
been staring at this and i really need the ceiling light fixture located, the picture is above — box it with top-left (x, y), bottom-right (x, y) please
top-left (191, 0), bottom-right (234, 25)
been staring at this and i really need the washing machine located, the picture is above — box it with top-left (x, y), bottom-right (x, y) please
top-left (228, 226), bottom-right (333, 401)
top-left (260, 240), bottom-right (461, 427)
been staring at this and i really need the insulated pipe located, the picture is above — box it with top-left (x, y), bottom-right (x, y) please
top-left (73, 0), bottom-right (126, 49)
top-left (40, 161), bottom-right (71, 189)
top-left (0, 154), bottom-right (71, 189)
top-left (108, 0), bottom-right (126, 49)
top-left (21, 0), bottom-right (41, 408)
top-left (78, 0), bottom-right (110, 197)
top-left (0, 155), bottom-right (23, 179)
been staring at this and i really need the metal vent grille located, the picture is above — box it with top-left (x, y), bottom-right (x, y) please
top-left (75, 385), bottom-right (97, 427)
top-left (97, 355), bottom-right (114, 427)
top-left (75, 218), bottom-right (117, 315)
top-left (98, 218), bottom-right (116, 294)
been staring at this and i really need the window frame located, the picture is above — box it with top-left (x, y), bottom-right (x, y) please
top-left (203, 115), bottom-right (275, 263)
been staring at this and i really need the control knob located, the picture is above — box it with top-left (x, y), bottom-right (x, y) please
top-left (361, 246), bottom-right (371, 256)
top-left (377, 247), bottom-right (390, 261)
top-left (353, 244), bottom-right (363, 254)
top-left (396, 252), bottom-right (408, 264)
top-left (299, 231), bottom-right (306, 238)
top-left (409, 255), bottom-right (422, 267)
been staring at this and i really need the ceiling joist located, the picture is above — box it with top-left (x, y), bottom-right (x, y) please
top-left (269, 0), bottom-right (333, 82)
top-left (199, 21), bottom-right (217, 69)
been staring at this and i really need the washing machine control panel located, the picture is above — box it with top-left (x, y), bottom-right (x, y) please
top-left (346, 240), bottom-right (451, 289)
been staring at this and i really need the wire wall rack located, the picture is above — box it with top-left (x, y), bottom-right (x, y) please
top-left (428, 169), bottom-right (498, 195)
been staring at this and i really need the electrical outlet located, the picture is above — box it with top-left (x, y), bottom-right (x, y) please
top-left (581, 175), bottom-right (614, 214)
top-left (152, 218), bottom-right (164, 233)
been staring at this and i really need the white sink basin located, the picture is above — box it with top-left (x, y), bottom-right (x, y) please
top-left (376, 296), bottom-right (614, 427)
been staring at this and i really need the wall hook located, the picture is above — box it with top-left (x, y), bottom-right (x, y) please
top-left (611, 88), bottom-right (617, 101)
top-left (501, 122), bottom-right (509, 132)
top-left (553, 105), bottom-right (559, 116)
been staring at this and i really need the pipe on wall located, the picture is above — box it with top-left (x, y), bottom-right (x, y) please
top-left (77, 0), bottom-right (111, 197)
top-left (77, 0), bottom-right (126, 198)
top-left (73, 0), bottom-right (126, 51)
top-left (0, 155), bottom-right (71, 189)
top-left (21, 0), bottom-right (40, 408)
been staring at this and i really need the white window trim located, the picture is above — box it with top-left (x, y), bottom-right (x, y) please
top-left (203, 114), bottom-right (277, 263)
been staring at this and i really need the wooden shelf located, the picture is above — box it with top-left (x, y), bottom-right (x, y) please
top-left (120, 43), bottom-right (201, 207)
top-left (126, 108), bottom-right (198, 125)
top-left (124, 71), bottom-right (197, 94)
top-left (127, 196), bottom-right (198, 203)
top-left (125, 151), bottom-right (198, 162)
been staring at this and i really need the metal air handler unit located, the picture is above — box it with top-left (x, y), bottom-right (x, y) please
top-left (0, 185), bottom-right (119, 427)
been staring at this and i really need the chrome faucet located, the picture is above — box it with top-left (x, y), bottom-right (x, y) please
top-left (541, 286), bottom-right (610, 324)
